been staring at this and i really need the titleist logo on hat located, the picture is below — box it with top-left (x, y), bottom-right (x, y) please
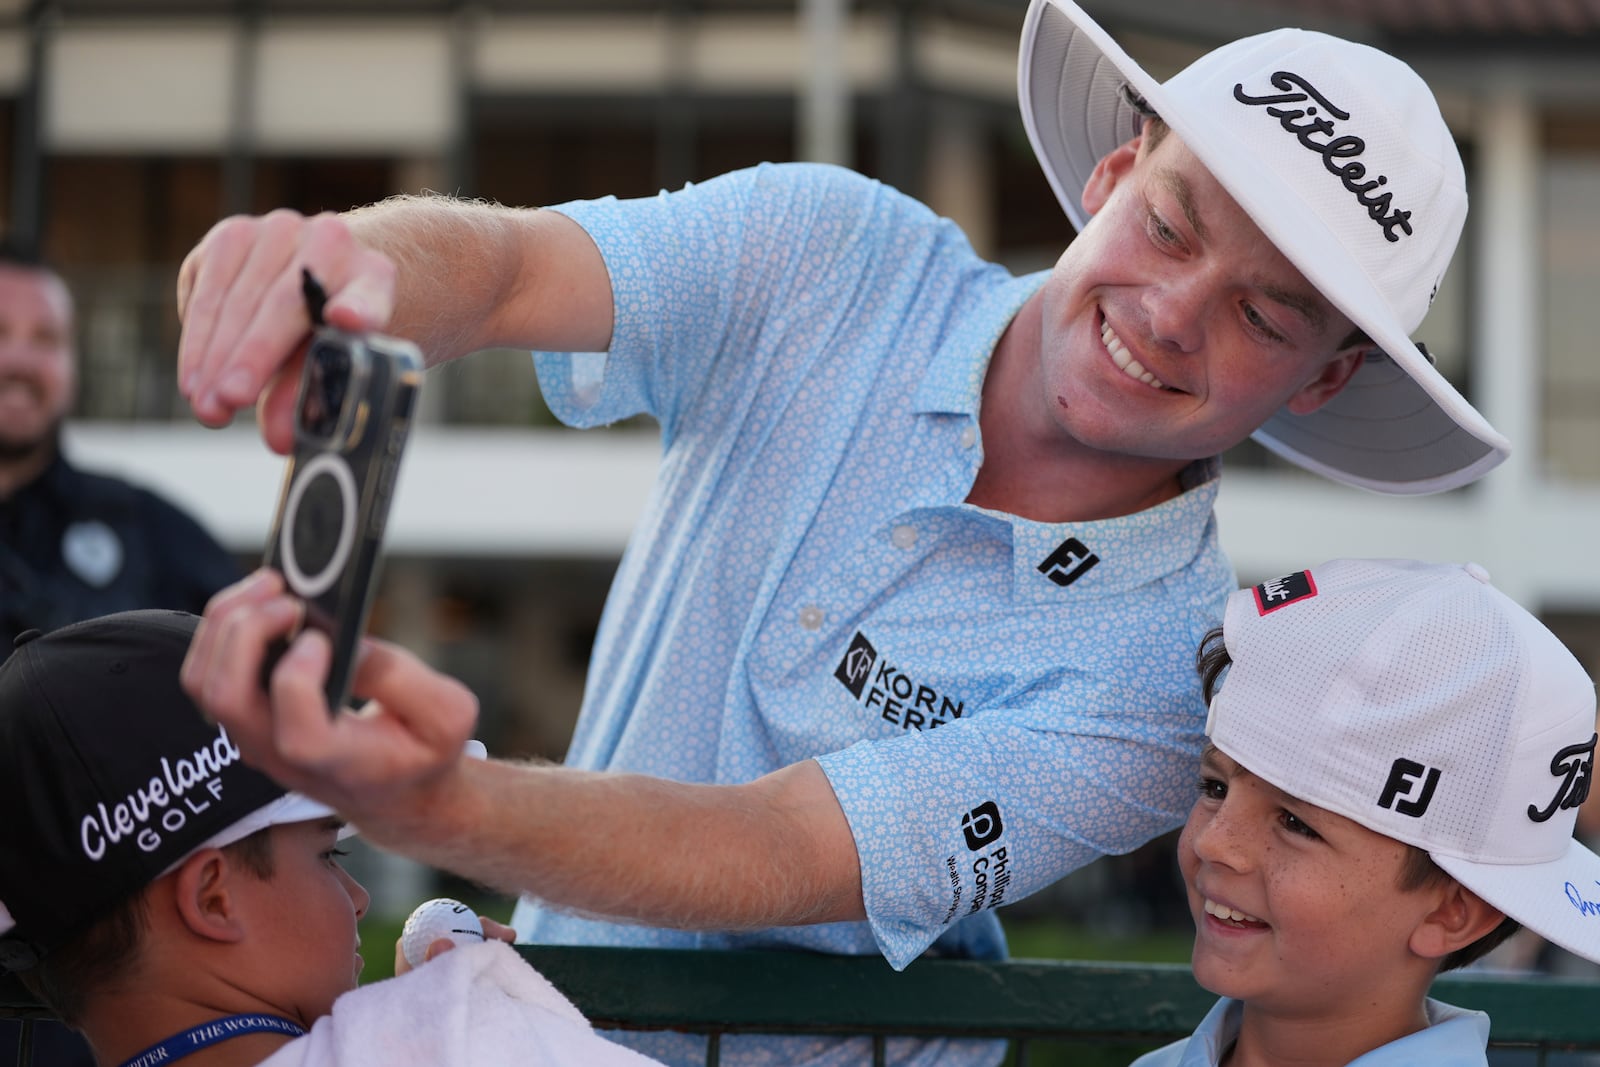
top-left (1251, 570), bottom-right (1317, 615)
top-left (80, 726), bottom-right (245, 862)
top-left (1529, 734), bottom-right (1596, 824)
top-left (1233, 74), bottom-right (1413, 242)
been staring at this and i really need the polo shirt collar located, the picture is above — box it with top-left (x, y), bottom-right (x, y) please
top-left (912, 272), bottom-right (1045, 418)
top-left (1008, 459), bottom-right (1221, 602)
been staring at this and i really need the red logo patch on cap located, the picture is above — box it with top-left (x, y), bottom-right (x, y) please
top-left (1253, 570), bottom-right (1318, 615)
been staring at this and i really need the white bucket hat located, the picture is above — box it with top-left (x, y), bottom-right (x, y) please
top-left (1208, 558), bottom-right (1600, 964)
top-left (1017, 0), bottom-right (1509, 495)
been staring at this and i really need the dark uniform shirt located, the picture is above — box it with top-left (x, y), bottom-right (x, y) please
top-left (0, 451), bottom-right (242, 657)
top-left (0, 451), bottom-right (243, 1061)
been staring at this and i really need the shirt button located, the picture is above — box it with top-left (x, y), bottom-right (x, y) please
top-left (959, 425), bottom-right (977, 449)
top-left (798, 606), bottom-right (825, 631)
top-left (891, 524), bottom-right (918, 550)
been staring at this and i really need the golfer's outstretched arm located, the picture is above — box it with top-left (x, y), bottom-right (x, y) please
top-left (182, 570), bottom-right (867, 930)
top-left (177, 199), bottom-right (612, 454)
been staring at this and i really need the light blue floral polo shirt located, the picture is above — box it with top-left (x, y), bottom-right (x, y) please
top-left (512, 162), bottom-right (1235, 1066)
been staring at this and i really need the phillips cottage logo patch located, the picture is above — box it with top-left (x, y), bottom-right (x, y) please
top-left (1234, 72), bottom-right (1414, 243)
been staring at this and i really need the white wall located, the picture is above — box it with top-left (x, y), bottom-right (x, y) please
top-left (64, 421), bottom-right (1600, 617)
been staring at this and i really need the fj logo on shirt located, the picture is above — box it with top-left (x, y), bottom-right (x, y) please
top-left (961, 801), bottom-right (1004, 850)
top-left (1529, 734), bottom-right (1597, 824)
top-left (1377, 758), bottom-right (1440, 818)
top-left (1233, 73), bottom-right (1414, 243)
top-left (1253, 570), bottom-right (1318, 615)
top-left (834, 631), bottom-right (966, 731)
top-left (1037, 538), bottom-right (1099, 588)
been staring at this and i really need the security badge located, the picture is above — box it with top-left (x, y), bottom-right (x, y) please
top-left (62, 520), bottom-right (123, 589)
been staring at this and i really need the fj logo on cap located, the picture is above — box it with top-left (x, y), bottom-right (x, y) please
top-left (1378, 758), bottom-right (1441, 818)
top-left (1253, 570), bottom-right (1317, 615)
top-left (1529, 733), bottom-right (1597, 824)
top-left (1233, 73), bottom-right (1414, 243)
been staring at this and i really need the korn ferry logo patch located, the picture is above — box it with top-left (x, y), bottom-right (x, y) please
top-left (1253, 570), bottom-right (1318, 615)
top-left (833, 631), bottom-right (966, 732)
top-left (833, 632), bottom-right (877, 699)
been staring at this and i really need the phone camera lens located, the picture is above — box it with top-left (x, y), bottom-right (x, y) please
top-left (301, 340), bottom-right (353, 439)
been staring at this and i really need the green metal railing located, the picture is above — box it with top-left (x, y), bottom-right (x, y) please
top-left (7, 947), bottom-right (1600, 1065)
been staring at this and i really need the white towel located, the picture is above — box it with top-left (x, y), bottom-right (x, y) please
top-left (261, 940), bottom-right (664, 1066)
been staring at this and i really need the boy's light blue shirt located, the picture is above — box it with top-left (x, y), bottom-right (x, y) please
top-left (1131, 997), bottom-right (1491, 1066)
top-left (513, 162), bottom-right (1234, 1066)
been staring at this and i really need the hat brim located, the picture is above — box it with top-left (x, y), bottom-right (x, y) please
top-left (161, 791), bottom-right (353, 878)
top-left (0, 793), bottom-right (348, 941)
top-left (1435, 838), bottom-right (1600, 965)
top-left (1016, 0), bottom-right (1509, 495)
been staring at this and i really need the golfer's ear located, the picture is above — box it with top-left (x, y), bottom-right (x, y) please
top-left (1286, 346), bottom-right (1365, 416)
top-left (1082, 136), bottom-right (1143, 217)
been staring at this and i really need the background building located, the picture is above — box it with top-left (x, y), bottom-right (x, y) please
top-left (6, 0), bottom-right (1599, 912)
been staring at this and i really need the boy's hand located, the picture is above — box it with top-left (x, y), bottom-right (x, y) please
top-left (179, 569), bottom-right (480, 837)
top-left (393, 918), bottom-right (516, 977)
top-left (176, 210), bottom-right (397, 453)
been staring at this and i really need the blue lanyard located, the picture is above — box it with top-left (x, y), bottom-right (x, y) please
top-left (116, 1013), bottom-right (307, 1067)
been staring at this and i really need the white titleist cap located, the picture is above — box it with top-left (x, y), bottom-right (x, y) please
top-left (1017, 0), bottom-right (1509, 495)
top-left (1208, 558), bottom-right (1600, 963)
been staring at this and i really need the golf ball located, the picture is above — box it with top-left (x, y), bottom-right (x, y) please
top-left (401, 897), bottom-right (485, 966)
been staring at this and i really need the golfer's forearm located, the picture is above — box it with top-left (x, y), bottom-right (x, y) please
top-left (343, 196), bottom-right (613, 363)
top-left (364, 757), bottom-right (867, 929)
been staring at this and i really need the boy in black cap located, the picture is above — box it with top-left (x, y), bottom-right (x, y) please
top-left (0, 609), bottom-right (368, 1066)
top-left (0, 609), bottom-right (672, 1067)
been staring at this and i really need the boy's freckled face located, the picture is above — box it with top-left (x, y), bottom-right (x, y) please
top-left (1177, 746), bottom-right (1440, 1017)
top-left (240, 819), bottom-right (371, 1024)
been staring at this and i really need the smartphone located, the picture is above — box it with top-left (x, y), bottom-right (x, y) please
top-left (262, 327), bottom-right (424, 711)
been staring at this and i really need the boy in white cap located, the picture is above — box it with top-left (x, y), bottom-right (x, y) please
top-left (1136, 558), bottom-right (1600, 1066)
top-left (176, 3), bottom-right (1507, 1064)
top-left (0, 610), bottom-right (662, 1067)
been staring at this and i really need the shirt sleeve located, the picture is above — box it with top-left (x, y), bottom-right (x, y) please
top-left (532, 162), bottom-right (946, 444)
top-left (816, 636), bottom-right (1210, 970)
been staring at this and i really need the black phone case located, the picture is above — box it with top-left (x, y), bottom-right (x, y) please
top-left (262, 328), bottom-right (423, 711)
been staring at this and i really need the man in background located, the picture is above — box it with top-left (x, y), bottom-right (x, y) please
top-left (0, 245), bottom-right (241, 1063)
top-left (0, 244), bottom-right (240, 658)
